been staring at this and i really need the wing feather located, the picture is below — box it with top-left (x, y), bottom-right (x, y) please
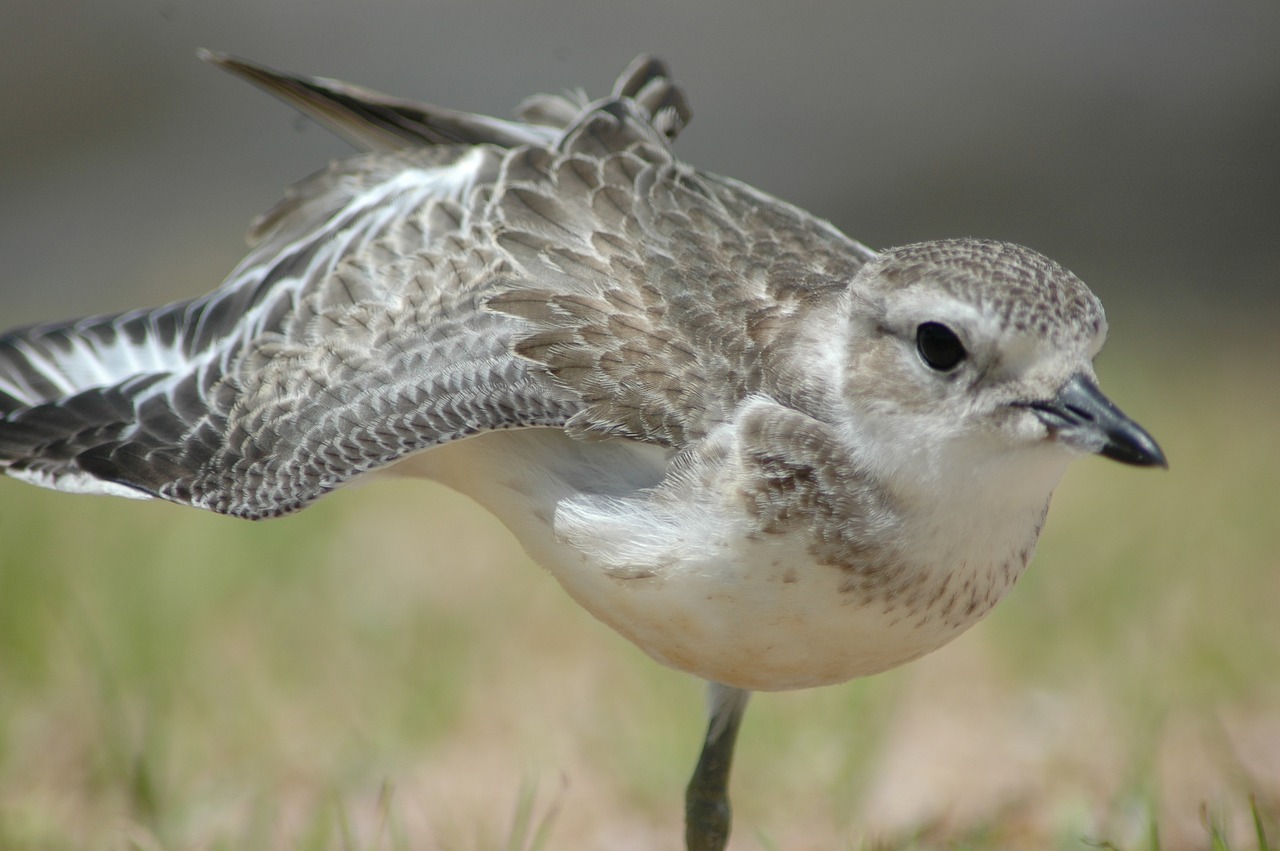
top-left (486, 134), bottom-right (875, 445)
top-left (1, 55), bottom-right (869, 520)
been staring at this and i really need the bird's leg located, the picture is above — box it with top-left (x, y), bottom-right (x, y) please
top-left (685, 683), bottom-right (751, 851)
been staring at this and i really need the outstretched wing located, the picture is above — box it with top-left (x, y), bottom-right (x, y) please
top-left (0, 55), bottom-right (872, 520)
top-left (0, 142), bottom-right (570, 517)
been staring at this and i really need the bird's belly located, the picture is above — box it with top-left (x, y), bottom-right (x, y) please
top-left (390, 429), bottom-right (1022, 692)
top-left (539, 536), bottom-right (1008, 691)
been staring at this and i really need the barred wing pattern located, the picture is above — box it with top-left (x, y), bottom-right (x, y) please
top-left (0, 56), bottom-right (874, 519)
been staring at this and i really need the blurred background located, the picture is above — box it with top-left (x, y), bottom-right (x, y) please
top-left (0, 2), bottom-right (1276, 849)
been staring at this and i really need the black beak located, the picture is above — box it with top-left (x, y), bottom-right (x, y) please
top-left (1023, 373), bottom-right (1168, 468)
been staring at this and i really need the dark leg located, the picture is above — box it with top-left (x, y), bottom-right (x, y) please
top-left (685, 683), bottom-right (751, 851)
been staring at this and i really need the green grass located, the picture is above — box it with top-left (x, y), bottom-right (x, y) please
top-left (0, 332), bottom-right (1276, 849)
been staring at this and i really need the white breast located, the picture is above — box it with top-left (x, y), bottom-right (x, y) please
top-left (390, 426), bottom-right (1067, 692)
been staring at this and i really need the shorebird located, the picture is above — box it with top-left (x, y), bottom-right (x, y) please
top-left (0, 54), bottom-right (1165, 849)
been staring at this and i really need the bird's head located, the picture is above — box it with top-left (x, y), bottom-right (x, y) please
top-left (837, 238), bottom-right (1165, 497)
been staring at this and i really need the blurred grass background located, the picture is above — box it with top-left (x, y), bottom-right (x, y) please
top-left (1, 1), bottom-right (1278, 849)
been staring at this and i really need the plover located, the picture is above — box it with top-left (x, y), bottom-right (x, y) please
top-left (0, 55), bottom-right (1165, 850)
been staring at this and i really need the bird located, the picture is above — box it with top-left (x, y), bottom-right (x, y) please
top-left (0, 53), bottom-right (1166, 850)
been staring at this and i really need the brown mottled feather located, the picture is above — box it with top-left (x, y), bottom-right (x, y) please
top-left (488, 133), bottom-right (871, 446)
top-left (0, 57), bottom-right (871, 518)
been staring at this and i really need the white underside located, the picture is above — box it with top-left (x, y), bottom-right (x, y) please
top-left (388, 425), bottom-right (1070, 691)
top-left (6, 465), bottom-right (154, 500)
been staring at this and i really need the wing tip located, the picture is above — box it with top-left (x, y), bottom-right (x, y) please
top-left (5, 463), bottom-right (156, 501)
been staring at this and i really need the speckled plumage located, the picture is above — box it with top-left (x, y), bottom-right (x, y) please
top-left (0, 57), bottom-right (871, 520)
top-left (0, 55), bottom-right (1165, 851)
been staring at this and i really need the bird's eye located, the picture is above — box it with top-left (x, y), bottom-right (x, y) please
top-left (916, 322), bottom-right (966, 371)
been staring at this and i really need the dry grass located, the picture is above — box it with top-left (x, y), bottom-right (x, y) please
top-left (0, 332), bottom-right (1275, 850)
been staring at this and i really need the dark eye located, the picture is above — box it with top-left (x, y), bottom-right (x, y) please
top-left (916, 322), bottom-right (966, 371)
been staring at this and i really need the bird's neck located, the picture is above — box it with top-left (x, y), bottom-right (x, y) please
top-left (850, 421), bottom-right (1071, 588)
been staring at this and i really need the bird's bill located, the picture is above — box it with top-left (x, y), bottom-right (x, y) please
top-left (1023, 373), bottom-right (1168, 468)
